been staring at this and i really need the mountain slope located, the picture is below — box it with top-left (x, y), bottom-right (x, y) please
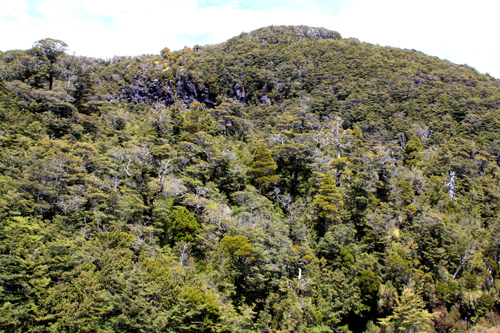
top-left (0, 26), bottom-right (499, 332)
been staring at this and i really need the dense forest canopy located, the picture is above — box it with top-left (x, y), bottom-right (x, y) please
top-left (1, 25), bottom-right (500, 332)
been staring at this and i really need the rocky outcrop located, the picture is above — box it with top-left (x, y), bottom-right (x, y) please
top-left (119, 79), bottom-right (174, 105)
top-left (232, 83), bottom-right (247, 103)
top-left (116, 76), bottom-right (216, 108)
top-left (240, 25), bottom-right (342, 45)
top-left (174, 76), bottom-right (215, 108)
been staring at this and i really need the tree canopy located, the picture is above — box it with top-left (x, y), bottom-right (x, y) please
top-left (0, 25), bottom-right (500, 332)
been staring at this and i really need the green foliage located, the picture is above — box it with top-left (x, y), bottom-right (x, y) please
top-left (314, 172), bottom-right (344, 236)
top-left (404, 135), bottom-right (423, 166)
top-left (164, 206), bottom-right (200, 245)
top-left (0, 26), bottom-right (500, 332)
top-left (221, 235), bottom-right (254, 258)
top-left (358, 270), bottom-right (381, 307)
top-left (246, 141), bottom-right (279, 192)
top-left (32, 38), bottom-right (68, 90)
top-left (379, 288), bottom-right (435, 332)
top-left (33, 38), bottom-right (68, 64)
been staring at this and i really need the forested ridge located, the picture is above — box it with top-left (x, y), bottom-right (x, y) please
top-left (1, 25), bottom-right (500, 332)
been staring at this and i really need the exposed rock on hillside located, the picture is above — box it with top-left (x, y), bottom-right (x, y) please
top-left (241, 25), bottom-right (342, 44)
top-left (116, 76), bottom-right (216, 108)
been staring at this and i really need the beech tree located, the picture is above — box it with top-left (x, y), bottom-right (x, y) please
top-left (33, 38), bottom-right (68, 90)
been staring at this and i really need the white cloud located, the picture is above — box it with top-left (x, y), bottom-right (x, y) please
top-left (0, 0), bottom-right (30, 21)
top-left (0, 0), bottom-right (499, 78)
top-left (69, 0), bottom-right (337, 56)
top-left (331, 0), bottom-right (500, 77)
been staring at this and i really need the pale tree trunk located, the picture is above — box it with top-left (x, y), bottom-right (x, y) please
top-left (452, 243), bottom-right (475, 280)
top-left (447, 171), bottom-right (456, 201)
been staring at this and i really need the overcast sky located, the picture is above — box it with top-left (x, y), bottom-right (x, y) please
top-left (2, 0), bottom-right (499, 78)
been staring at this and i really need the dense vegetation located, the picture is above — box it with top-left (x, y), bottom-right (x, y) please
top-left (1, 25), bottom-right (500, 332)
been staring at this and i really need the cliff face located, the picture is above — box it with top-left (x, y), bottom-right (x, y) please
top-left (115, 76), bottom-right (216, 108)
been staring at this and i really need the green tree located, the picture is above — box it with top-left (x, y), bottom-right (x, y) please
top-left (220, 235), bottom-right (256, 307)
top-left (404, 135), bottom-right (423, 167)
top-left (246, 141), bottom-right (279, 193)
top-left (220, 235), bottom-right (254, 263)
top-left (314, 172), bottom-right (343, 235)
top-left (164, 206), bottom-right (200, 245)
top-left (183, 101), bottom-right (215, 135)
top-left (379, 287), bottom-right (434, 332)
top-left (357, 270), bottom-right (381, 312)
top-left (32, 38), bottom-right (68, 90)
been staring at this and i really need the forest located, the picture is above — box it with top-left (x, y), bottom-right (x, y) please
top-left (1, 25), bottom-right (500, 332)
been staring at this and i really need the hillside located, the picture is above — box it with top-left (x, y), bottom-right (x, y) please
top-left (1, 26), bottom-right (500, 332)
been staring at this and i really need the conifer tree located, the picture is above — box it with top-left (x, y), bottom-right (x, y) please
top-left (246, 142), bottom-right (279, 192)
top-left (404, 135), bottom-right (423, 167)
top-left (378, 287), bottom-right (434, 332)
top-left (314, 172), bottom-right (343, 234)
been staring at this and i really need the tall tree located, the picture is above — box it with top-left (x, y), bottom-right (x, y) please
top-left (314, 172), bottom-right (343, 235)
top-left (403, 135), bottom-right (423, 167)
top-left (33, 38), bottom-right (68, 90)
top-left (246, 142), bottom-right (279, 193)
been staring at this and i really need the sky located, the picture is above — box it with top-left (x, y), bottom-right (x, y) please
top-left (1, 0), bottom-right (500, 78)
